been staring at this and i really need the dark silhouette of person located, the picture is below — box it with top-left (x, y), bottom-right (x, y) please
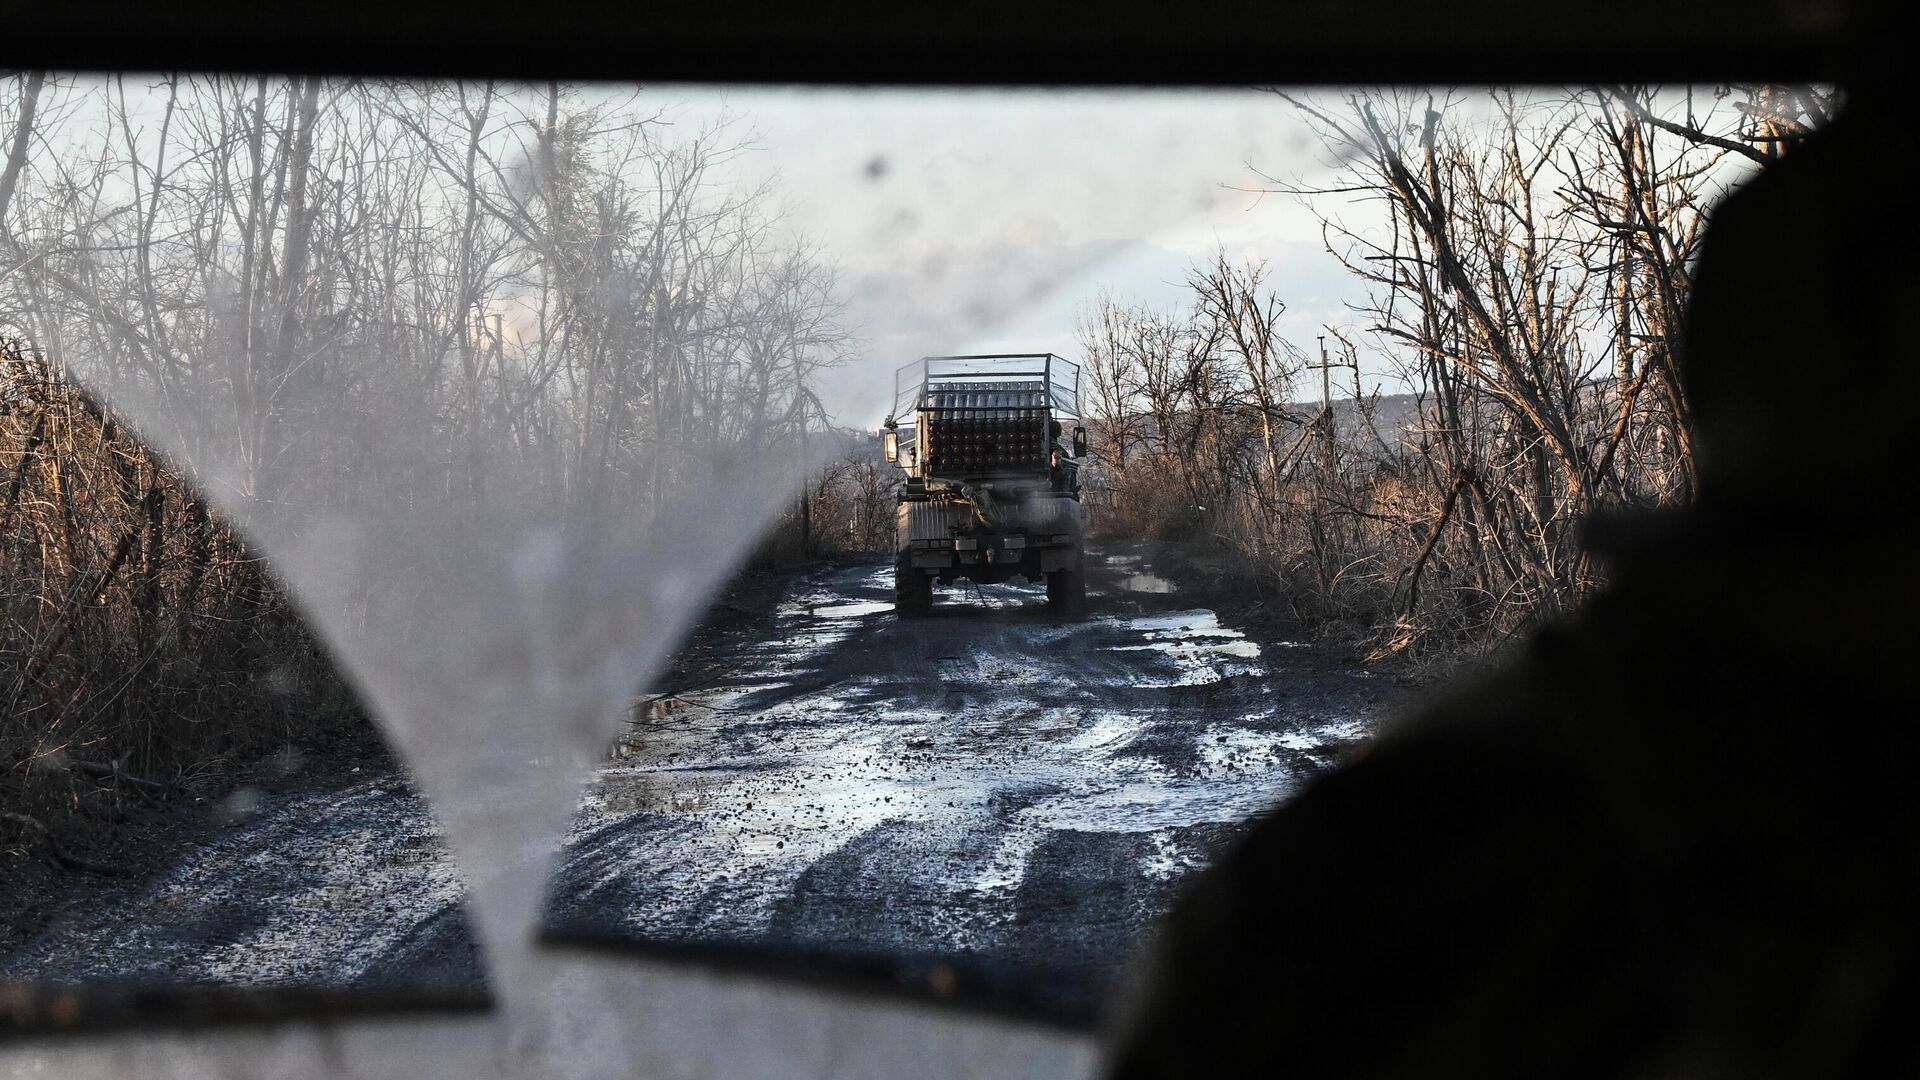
top-left (1107, 81), bottom-right (1920, 1080)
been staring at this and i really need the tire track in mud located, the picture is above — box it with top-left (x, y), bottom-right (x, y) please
top-left (541, 545), bottom-right (1390, 1017)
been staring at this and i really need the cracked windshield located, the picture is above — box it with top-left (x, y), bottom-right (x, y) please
top-left (0, 77), bottom-right (1802, 1039)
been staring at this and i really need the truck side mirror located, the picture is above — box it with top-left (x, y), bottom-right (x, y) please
top-left (883, 429), bottom-right (900, 464)
top-left (1072, 426), bottom-right (1088, 458)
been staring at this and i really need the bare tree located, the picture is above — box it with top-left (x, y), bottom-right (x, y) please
top-left (0, 77), bottom-right (855, 848)
top-left (1079, 86), bottom-right (1821, 657)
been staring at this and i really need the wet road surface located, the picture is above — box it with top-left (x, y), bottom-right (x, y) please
top-left (543, 547), bottom-right (1386, 1017)
top-left (2, 544), bottom-right (1389, 1020)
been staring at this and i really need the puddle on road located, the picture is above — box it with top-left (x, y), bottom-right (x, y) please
top-left (1126, 610), bottom-right (1237, 637)
top-left (1112, 638), bottom-right (1262, 659)
top-left (1108, 609), bottom-right (1266, 687)
top-left (1119, 572), bottom-right (1177, 593)
top-left (1015, 772), bottom-right (1301, 835)
top-left (1278, 715), bottom-right (1373, 750)
top-left (803, 600), bottom-right (897, 618)
top-left (951, 581), bottom-right (1049, 609)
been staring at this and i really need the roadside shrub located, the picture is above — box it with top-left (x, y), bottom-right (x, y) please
top-left (1, 344), bottom-right (367, 863)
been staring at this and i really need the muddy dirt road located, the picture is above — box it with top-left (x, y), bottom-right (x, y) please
top-left (3, 544), bottom-right (1393, 1021)
top-left (545, 546), bottom-right (1390, 1017)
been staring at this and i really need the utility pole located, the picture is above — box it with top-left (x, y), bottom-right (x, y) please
top-left (1306, 335), bottom-right (1358, 454)
top-left (1314, 335), bottom-right (1333, 419)
top-left (1302, 334), bottom-right (1362, 590)
top-left (1303, 336), bottom-right (1337, 590)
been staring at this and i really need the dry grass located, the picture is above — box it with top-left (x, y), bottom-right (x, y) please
top-left (1, 344), bottom-right (367, 864)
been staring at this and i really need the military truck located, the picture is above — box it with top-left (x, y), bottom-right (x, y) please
top-left (883, 354), bottom-right (1089, 616)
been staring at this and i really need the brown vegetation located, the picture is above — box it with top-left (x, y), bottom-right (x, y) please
top-left (1, 342), bottom-right (362, 864)
top-left (788, 443), bottom-right (901, 559)
top-left (0, 76), bottom-right (850, 863)
top-left (1078, 85), bottom-right (1832, 661)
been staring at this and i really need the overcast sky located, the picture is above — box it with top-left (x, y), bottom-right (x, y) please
top-left (35, 80), bottom-right (1749, 431)
top-left (655, 87), bottom-right (1393, 426)
top-left (46, 81), bottom-right (1444, 428)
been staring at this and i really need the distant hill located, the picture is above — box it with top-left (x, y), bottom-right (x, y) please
top-left (1326, 391), bottom-right (1421, 446)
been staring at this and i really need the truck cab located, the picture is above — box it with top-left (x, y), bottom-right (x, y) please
top-left (884, 354), bottom-right (1090, 616)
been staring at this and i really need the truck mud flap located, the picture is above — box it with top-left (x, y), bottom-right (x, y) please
top-left (1038, 547), bottom-right (1078, 573)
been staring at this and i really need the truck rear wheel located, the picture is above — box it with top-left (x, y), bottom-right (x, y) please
top-left (1047, 560), bottom-right (1087, 615)
top-left (895, 558), bottom-right (933, 617)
